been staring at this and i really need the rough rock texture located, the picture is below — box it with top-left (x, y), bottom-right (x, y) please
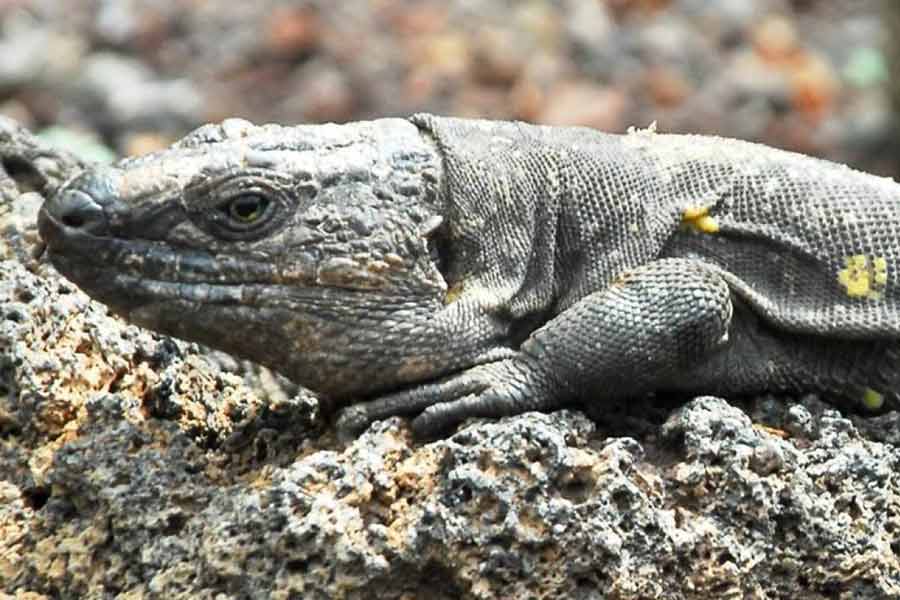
top-left (3, 119), bottom-right (900, 599)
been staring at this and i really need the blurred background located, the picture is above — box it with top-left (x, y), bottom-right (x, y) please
top-left (1, 0), bottom-right (898, 175)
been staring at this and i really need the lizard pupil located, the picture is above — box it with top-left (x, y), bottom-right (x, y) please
top-left (226, 194), bottom-right (268, 223)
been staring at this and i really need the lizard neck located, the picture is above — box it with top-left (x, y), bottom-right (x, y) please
top-left (414, 115), bottom-right (675, 321)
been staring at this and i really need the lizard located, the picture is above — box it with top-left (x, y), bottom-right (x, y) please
top-left (36, 115), bottom-right (900, 438)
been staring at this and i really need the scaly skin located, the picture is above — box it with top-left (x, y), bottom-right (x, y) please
top-left (38, 116), bottom-right (900, 437)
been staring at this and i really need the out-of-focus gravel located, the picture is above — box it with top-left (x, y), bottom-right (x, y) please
top-left (0, 0), bottom-right (894, 173)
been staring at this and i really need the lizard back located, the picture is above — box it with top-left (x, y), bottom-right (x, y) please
top-left (416, 115), bottom-right (900, 339)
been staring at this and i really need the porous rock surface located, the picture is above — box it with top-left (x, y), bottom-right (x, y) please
top-left (2, 118), bottom-right (900, 599)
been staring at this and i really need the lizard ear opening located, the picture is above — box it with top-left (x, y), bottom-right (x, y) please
top-left (421, 214), bottom-right (453, 283)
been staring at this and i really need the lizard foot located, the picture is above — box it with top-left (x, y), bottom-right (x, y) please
top-left (335, 355), bottom-right (565, 440)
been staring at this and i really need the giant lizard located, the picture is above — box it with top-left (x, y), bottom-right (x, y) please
top-left (36, 115), bottom-right (900, 436)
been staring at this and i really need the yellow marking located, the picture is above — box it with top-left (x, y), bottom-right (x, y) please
top-left (682, 206), bottom-right (707, 220)
top-left (681, 205), bottom-right (719, 234)
top-left (874, 256), bottom-right (888, 285)
top-left (862, 388), bottom-right (884, 411)
top-left (444, 282), bottom-right (464, 304)
top-left (838, 255), bottom-right (870, 297)
top-left (694, 215), bottom-right (719, 233)
top-left (837, 254), bottom-right (888, 299)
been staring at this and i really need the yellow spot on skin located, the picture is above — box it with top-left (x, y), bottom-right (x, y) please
top-left (682, 205), bottom-right (719, 234)
top-left (874, 256), bottom-right (888, 285)
top-left (682, 206), bottom-right (707, 220)
top-left (838, 254), bottom-right (888, 299)
top-left (862, 388), bottom-right (884, 411)
top-left (694, 215), bottom-right (719, 233)
top-left (445, 282), bottom-right (464, 304)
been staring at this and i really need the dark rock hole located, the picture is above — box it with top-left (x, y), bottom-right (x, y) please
top-left (821, 580), bottom-right (842, 599)
top-left (1, 155), bottom-right (46, 194)
top-left (717, 551), bottom-right (735, 565)
top-left (414, 561), bottom-right (466, 598)
top-left (611, 488), bottom-right (632, 511)
top-left (456, 483), bottom-right (473, 502)
top-left (256, 437), bottom-right (270, 462)
top-left (15, 287), bottom-right (34, 302)
top-left (144, 378), bottom-right (180, 420)
top-left (285, 559), bottom-right (309, 573)
top-left (24, 486), bottom-right (51, 510)
top-left (164, 512), bottom-right (188, 535)
top-left (107, 368), bottom-right (127, 393)
top-left (559, 479), bottom-right (591, 504)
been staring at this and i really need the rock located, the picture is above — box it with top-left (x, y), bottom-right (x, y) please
top-left (537, 81), bottom-right (629, 131)
top-left (752, 15), bottom-right (801, 64)
top-left (0, 11), bottom-right (85, 89)
top-left (3, 118), bottom-right (900, 598)
top-left (76, 53), bottom-right (203, 135)
top-left (265, 6), bottom-right (322, 57)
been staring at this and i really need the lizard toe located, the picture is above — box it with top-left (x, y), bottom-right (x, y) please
top-left (337, 355), bottom-right (561, 439)
top-left (410, 357), bottom-right (560, 438)
top-left (334, 368), bottom-right (491, 438)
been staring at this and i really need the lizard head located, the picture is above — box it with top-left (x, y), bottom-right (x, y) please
top-left (38, 117), bottom-right (456, 401)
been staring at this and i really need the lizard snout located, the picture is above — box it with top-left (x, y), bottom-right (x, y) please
top-left (38, 171), bottom-right (119, 244)
top-left (41, 188), bottom-right (107, 235)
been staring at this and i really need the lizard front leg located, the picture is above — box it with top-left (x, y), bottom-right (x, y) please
top-left (338, 258), bottom-right (734, 438)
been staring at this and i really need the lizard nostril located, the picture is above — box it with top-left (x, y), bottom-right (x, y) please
top-left (45, 188), bottom-right (109, 235)
top-left (61, 213), bottom-right (85, 228)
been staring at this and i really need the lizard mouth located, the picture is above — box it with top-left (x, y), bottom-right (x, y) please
top-left (38, 204), bottom-right (131, 304)
top-left (38, 205), bottom-right (317, 315)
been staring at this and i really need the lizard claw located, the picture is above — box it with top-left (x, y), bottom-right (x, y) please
top-left (334, 404), bottom-right (375, 442)
top-left (336, 355), bottom-right (565, 440)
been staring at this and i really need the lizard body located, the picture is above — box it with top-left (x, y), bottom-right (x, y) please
top-left (38, 115), bottom-right (900, 436)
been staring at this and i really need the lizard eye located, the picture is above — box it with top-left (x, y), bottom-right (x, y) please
top-left (222, 193), bottom-right (270, 224)
top-left (210, 185), bottom-right (282, 237)
top-left (186, 169), bottom-right (301, 241)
